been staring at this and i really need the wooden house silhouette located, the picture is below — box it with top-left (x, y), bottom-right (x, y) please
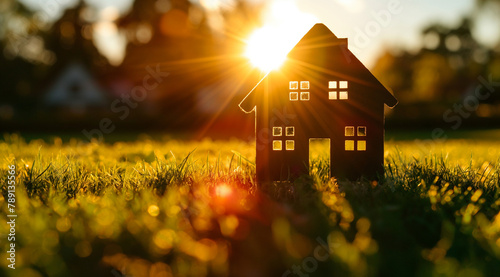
top-left (239, 23), bottom-right (398, 182)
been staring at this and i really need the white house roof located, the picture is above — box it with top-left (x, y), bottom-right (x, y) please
top-left (44, 62), bottom-right (107, 110)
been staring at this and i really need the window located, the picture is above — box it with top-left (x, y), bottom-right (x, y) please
top-left (290, 80), bottom-right (310, 101)
top-left (329, 81), bottom-right (348, 100)
top-left (345, 140), bottom-right (355, 151)
top-left (273, 127), bottom-right (282, 137)
top-left (357, 126), bottom-right (366, 136)
top-left (345, 125), bottom-right (367, 151)
top-left (273, 140), bottom-right (282, 151)
top-left (357, 140), bottom-right (366, 151)
top-left (273, 126), bottom-right (295, 151)
top-left (300, 91), bottom-right (310, 101)
top-left (345, 126), bottom-right (355, 136)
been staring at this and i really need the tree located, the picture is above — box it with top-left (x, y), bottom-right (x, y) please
top-left (0, 0), bottom-right (53, 117)
top-left (42, 0), bottom-right (110, 75)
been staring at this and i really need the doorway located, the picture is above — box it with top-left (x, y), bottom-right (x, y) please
top-left (309, 138), bottom-right (331, 181)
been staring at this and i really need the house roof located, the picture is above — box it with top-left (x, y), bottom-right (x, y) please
top-left (239, 23), bottom-right (398, 113)
top-left (44, 62), bottom-right (107, 109)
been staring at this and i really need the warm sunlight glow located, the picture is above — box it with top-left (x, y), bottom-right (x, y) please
top-left (200, 0), bottom-right (222, 10)
top-left (337, 0), bottom-right (365, 12)
top-left (245, 27), bottom-right (289, 72)
top-left (215, 183), bottom-right (233, 198)
top-left (244, 0), bottom-right (318, 72)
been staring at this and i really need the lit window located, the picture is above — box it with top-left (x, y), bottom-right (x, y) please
top-left (345, 140), bottom-right (354, 151)
top-left (273, 127), bottom-right (282, 136)
top-left (358, 127), bottom-right (366, 136)
top-left (345, 126), bottom-right (355, 136)
top-left (300, 81), bottom-right (309, 90)
top-left (329, 81), bottom-right (348, 100)
top-left (286, 126), bottom-right (295, 136)
top-left (289, 81), bottom-right (298, 90)
top-left (286, 140), bottom-right (295, 151)
top-left (358, 140), bottom-right (366, 151)
top-left (273, 140), bottom-right (282, 151)
top-left (290, 92), bottom-right (298, 101)
top-left (300, 91), bottom-right (310, 101)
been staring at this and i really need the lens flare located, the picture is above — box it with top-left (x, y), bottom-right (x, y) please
top-left (244, 0), bottom-right (318, 72)
top-left (215, 183), bottom-right (233, 198)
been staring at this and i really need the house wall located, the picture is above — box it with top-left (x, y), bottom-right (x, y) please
top-left (255, 72), bottom-right (387, 182)
top-left (250, 30), bottom-right (394, 182)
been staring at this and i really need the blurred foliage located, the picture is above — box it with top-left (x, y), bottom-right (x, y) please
top-left (0, 0), bottom-right (264, 129)
top-left (1, 134), bottom-right (500, 276)
top-left (2, 0), bottom-right (500, 128)
top-left (372, 13), bottom-right (500, 125)
top-left (373, 18), bottom-right (498, 104)
top-left (477, 0), bottom-right (500, 5)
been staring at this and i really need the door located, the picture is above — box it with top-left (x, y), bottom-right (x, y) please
top-left (309, 138), bottom-right (331, 181)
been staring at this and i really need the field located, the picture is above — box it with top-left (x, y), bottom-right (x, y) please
top-left (1, 133), bottom-right (500, 277)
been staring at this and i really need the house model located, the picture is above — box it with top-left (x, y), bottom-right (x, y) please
top-left (239, 23), bottom-right (398, 182)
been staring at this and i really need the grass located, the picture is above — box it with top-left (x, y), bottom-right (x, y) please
top-left (1, 133), bottom-right (500, 277)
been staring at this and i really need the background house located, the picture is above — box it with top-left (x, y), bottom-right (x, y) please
top-left (43, 62), bottom-right (107, 113)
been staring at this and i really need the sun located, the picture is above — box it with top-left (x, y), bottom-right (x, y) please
top-left (245, 27), bottom-right (291, 72)
top-left (244, 0), bottom-right (318, 73)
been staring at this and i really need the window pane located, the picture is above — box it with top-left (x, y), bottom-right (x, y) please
top-left (273, 127), bottom-right (282, 136)
top-left (345, 140), bottom-right (354, 151)
top-left (339, 81), bottom-right (348, 89)
top-left (345, 126), bottom-right (355, 136)
top-left (300, 91), bottom-right (310, 101)
top-left (329, 81), bottom-right (337, 89)
top-left (329, 91), bottom-right (337, 100)
top-left (286, 126), bottom-right (295, 136)
top-left (290, 92), bottom-right (298, 101)
top-left (286, 140), bottom-right (295, 151)
top-left (358, 126), bottom-right (366, 136)
top-left (273, 140), bottom-right (282, 151)
top-left (300, 81), bottom-right (309, 90)
top-left (357, 140), bottom-right (366, 151)
top-left (339, 91), bottom-right (348, 100)
top-left (289, 81), bottom-right (298, 90)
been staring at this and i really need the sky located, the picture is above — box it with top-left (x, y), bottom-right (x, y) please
top-left (18, 0), bottom-right (499, 68)
top-left (299, 0), bottom-right (476, 65)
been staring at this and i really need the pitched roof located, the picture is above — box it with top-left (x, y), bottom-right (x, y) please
top-left (44, 63), bottom-right (107, 109)
top-left (239, 23), bottom-right (398, 113)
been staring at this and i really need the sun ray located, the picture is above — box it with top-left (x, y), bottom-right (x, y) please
top-left (244, 0), bottom-right (318, 72)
